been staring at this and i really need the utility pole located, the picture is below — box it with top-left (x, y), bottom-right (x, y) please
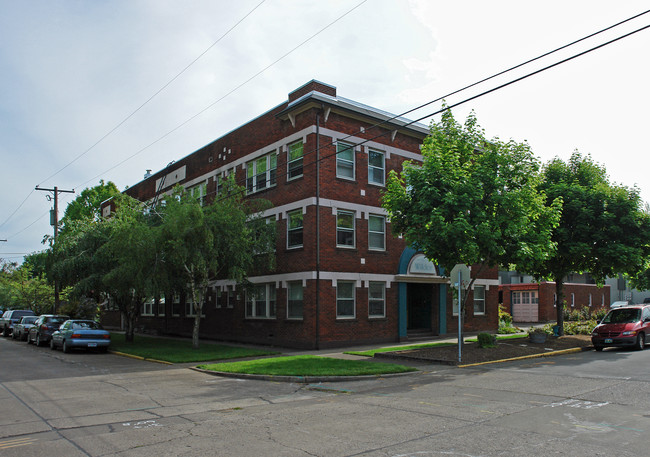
top-left (35, 186), bottom-right (75, 313)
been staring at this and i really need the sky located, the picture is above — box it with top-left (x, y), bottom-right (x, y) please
top-left (1, 0), bottom-right (649, 263)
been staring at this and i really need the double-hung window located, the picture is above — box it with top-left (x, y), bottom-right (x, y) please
top-left (368, 215), bottom-right (385, 250)
top-left (336, 142), bottom-right (355, 179)
top-left (189, 182), bottom-right (207, 206)
top-left (172, 294), bottom-right (181, 316)
top-left (336, 281), bottom-right (355, 318)
top-left (287, 209), bottom-right (303, 248)
top-left (246, 153), bottom-right (277, 194)
top-left (368, 149), bottom-right (385, 185)
top-left (157, 298), bottom-right (165, 316)
top-left (336, 210), bottom-right (355, 247)
top-left (142, 299), bottom-right (154, 316)
top-left (246, 284), bottom-right (276, 318)
top-left (473, 285), bottom-right (485, 315)
top-left (287, 281), bottom-right (303, 319)
top-left (368, 282), bottom-right (386, 318)
top-left (288, 141), bottom-right (303, 180)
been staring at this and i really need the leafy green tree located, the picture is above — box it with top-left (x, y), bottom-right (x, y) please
top-left (159, 180), bottom-right (275, 349)
top-left (59, 180), bottom-right (120, 235)
top-left (383, 109), bottom-right (560, 325)
top-left (535, 152), bottom-right (650, 335)
top-left (0, 261), bottom-right (54, 313)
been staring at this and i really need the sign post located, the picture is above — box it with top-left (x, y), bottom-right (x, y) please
top-left (449, 263), bottom-right (471, 363)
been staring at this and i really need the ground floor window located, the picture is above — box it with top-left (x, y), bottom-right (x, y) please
top-left (473, 285), bottom-right (485, 315)
top-left (157, 298), bottom-right (165, 316)
top-left (246, 284), bottom-right (276, 318)
top-left (142, 300), bottom-right (153, 316)
top-left (368, 281), bottom-right (385, 318)
top-left (287, 281), bottom-right (303, 319)
top-left (337, 281), bottom-right (356, 318)
top-left (172, 295), bottom-right (181, 316)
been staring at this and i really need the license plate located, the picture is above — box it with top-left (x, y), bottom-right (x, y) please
top-left (605, 338), bottom-right (613, 344)
top-left (88, 342), bottom-right (97, 347)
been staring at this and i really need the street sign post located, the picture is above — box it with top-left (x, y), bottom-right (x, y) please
top-left (450, 264), bottom-right (471, 363)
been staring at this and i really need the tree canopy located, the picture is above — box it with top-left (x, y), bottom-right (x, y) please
top-left (383, 108), bottom-right (560, 280)
top-left (533, 151), bottom-right (650, 334)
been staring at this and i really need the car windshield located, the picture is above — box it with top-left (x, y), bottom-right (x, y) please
top-left (71, 321), bottom-right (102, 330)
top-left (603, 308), bottom-right (642, 324)
top-left (50, 318), bottom-right (67, 325)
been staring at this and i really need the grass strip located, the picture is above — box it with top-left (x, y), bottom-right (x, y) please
top-left (109, 333), bottom-right (279, 363)
top-left (344, 341), bottom-right (456, 357)
top-left (465, 334), bottom-right (527, 343)
top-left (197, 355), bottom-right (417, 376)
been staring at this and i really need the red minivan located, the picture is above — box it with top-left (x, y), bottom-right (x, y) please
top-left (591, 305), bottom-right (650, 351)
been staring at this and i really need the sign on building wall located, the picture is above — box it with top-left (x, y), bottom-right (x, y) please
top-left (408, 254), bottom-right (437, 275)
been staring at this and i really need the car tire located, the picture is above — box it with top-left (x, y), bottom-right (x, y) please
top-left (50, 338), bottom-right (56, 350)
top-left (594, 346), bottom-right (604, 352)
top-left (62, 340), bottom-right (70, 353)
top-left (99, 346), bottom-right (108, 354)
top-left (635, 333), bottom-right (645, 351)
top-left (35, 334), bottom-right (42, 347)
top-left (2, 327), bottom-right (8, 337)
top-left (11, 330), bottom-right (16, 340)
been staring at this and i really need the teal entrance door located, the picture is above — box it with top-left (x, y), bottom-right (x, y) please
top-left (407, 283), bottom-right (433, 332)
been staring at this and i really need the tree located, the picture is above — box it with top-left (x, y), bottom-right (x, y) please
top-left (382, 109), bottom-right (560, 325)
top-left (159, 180), bottom-right (275, 349)
top-left (534, 152), bottom-right (650, 335)
top-left (0, 261), bottom-right (54, 313)
top-left (58, 180), bottom-right (120, 235)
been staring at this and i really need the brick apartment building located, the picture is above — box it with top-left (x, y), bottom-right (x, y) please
top-left (103, 80), bottom-right (499, 348)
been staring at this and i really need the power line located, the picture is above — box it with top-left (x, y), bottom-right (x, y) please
top-left (38, 0), bottom-right (267, 188)
top-left (74, 0), bottom-right (369, 190)
top-left (204, 19), bottom-right (650, 206)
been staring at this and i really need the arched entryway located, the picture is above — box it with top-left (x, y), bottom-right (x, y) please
top-left (396, 248), bottom-right (448, 339)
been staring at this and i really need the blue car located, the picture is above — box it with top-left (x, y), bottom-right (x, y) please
top-left (50, 320), bottom-right (110, 353)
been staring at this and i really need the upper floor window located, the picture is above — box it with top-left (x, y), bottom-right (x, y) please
top-left (336, 211), bottom-right (355, 247)
top-left (368, 215), bottom-right (385, 251)
top-left (336, 142), bottom-right (355, 179)
top-left (287, 209), bottom-right (304, 249)
top-left (246, 153), bottom-right (276, 194)
top-left (246, 283), bottom-right (276, 319)
top-left (288, 141), bottom-right (303, 180)
top-left (473, 285), bottom-right (485, 315)
top-left (368, 149), bottom-right (385, 185)
top-left (188, 182), bottom-right (207, 206)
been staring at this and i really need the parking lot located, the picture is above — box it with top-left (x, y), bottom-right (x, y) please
top-left (2, 334), bottom-right (650, 456)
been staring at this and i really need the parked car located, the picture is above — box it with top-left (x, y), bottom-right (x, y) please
top-left (0, 309), bottom-right (36, 336)
top-left (591, 305), bottom-right (650, 351)
top-left (50, 320), bottom-right (110, 353)
top-left (12, 315), bottom-right (38, 341)
top-left (28, 315), bottom-right (69, 346)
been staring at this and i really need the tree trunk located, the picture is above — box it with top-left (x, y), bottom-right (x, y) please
top-left (124, 309), bottom-right (135, 343)
top-left (555, 277), bottom-right (565, 337)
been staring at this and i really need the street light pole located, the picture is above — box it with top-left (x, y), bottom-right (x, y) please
top-left (35, 186), bottom-right (75, 313)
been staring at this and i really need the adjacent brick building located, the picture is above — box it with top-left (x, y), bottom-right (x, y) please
top-left (104, 81), bottom-right (500, 348)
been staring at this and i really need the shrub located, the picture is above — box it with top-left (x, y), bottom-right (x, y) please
top-left (498, 304), bottom-right (512, 326)
top-left (477, 333), bottom-right (496, 348)
top-left (543, 320), bottom-right (597, 335)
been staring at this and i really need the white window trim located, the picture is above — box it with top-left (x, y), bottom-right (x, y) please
top-left (246, 152), bottom-right (277, 194)
top-left (473, 285), bottom-right (486, 316)
top-left (287, 208), bottom-right (304, 249)
top-left (368, 148), bottom-right (385, 186)
top-left (287, 281), bottom-right (304, 320)
top-left (287, 141), bottom-right (304, 181)
top-left (336, 141), bottom-right (355, 180)
top-left (368, 214), bottom-right (386, 251)
top-left (246, 283), bottom-right (277, 319)
top-left (336, 210), bottom-right (356, 248)
top-left (336, 281), bottom-right (356, 319)
top-left (368, 281), bottom-right (386, 318)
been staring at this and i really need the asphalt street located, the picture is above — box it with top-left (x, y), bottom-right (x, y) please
top-left (1, 335), bottom-right (649, 456)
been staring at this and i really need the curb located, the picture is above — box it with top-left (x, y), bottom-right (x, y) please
top-left (109, 350), bottom-right (174, 365)
top-left (189, 366), bottom-right (418, 383)
top-left (375, 346), bottom-right (592, 368)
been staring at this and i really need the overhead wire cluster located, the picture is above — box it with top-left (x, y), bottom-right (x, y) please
top-left (1, 6), bottom-right (649, 253)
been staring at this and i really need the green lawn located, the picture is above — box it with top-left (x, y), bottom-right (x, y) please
top-left (109, 333), bottom-right (279, 363)
top-left (197, 355), bottom-right (417, 376)
top-left (465, 334), bottom-right (527, 342)
top-left (344, 341), bottom-right (456, 357)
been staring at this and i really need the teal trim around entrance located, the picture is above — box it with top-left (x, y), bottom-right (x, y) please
top-left (397, 248), bottom-right (447, 337)
top-left (397, 248), bottom-right (417, 338)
